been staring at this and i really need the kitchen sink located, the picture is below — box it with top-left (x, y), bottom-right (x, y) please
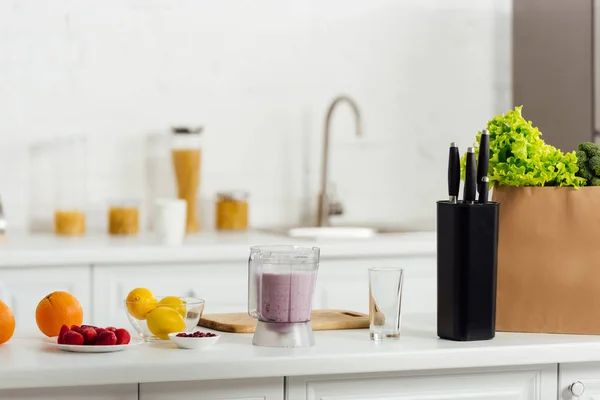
top-left (256, 224), bottom-right (423, 239)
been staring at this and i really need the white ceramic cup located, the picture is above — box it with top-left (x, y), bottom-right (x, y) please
top-left (154, 198), bottom-right (187, 245)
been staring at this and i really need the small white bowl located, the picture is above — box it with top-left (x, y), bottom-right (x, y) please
top-left (168, 332), bottom-right (220, 350)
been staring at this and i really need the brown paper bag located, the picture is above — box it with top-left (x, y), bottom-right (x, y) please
top-left (493, 185), bottom-right (600, 334)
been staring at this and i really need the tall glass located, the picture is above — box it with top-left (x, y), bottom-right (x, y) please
top-left (171, 126), bottom-right (202, 233)
top-left (29, 136), bottom-right (87, 235)
top-left (369, 267), bottom-right (404, 341)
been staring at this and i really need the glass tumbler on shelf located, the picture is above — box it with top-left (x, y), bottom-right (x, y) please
top-left (369, 267), bottom-right (404, 341)
top-left (171, 126), bottom-right (202, 233)
top-left (30, 136), bottom-right (87, 235)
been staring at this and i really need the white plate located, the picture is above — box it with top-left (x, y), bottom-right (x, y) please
top-left (42, 336), bottom-right (144, 353)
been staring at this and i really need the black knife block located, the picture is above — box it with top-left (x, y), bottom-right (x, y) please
top-left (436, 200), bottom-right (499, 341)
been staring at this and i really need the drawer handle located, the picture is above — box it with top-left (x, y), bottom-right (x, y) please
top-left (569, 381), bottom-right (585, 397)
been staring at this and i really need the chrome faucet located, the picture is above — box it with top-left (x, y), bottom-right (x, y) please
top-left (316, 95), bottom-right (363, 227)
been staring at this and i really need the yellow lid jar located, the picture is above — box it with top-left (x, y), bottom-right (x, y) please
top-left (215, 191), bottom-right (249, 231)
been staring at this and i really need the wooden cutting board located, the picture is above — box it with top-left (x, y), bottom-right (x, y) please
top-left (198, 310), bottom-right (369, 333)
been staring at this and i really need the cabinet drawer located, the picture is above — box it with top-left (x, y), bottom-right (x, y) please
top-left (559, 362), bottom-right (600, 399)
top-left (0, 384), bottom-right (137, 400)
top-left (287, 365), bottom-right (557, 400)
top-left (0, 266), bottom-right (92, 333)
top-left (92, 262), bottom-right (247, 328)
top-left (140, 377), bottom-right (283, 400)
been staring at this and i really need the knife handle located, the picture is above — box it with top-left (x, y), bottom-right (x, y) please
top-left (464, 147), bottom-right (476, 203)
top-left (478, 177), bottom-right (489, 203)
top-left (448, 144), bottom-right (460, 202)
top-left (477, 130), bottom-right (490, 191)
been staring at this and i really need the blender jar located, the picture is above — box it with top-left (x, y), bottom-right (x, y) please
top-left (171, 126), bottom-right (202, 233)
top-left (248, 245), bottom-right (320, 324)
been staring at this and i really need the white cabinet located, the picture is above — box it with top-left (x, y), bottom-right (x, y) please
top-left (0, 384), bottom-right (137, 400)
top-left (559, 362), bottom-right (600, 399)
top-left (0, 266), bottom-right (92, 333)
top-left (316, 256), bottom-right (436, 315)
top-left (92, 262), bottom-right (248, 327)
top-left (287, 365), bottom-right (557, 400)
top-left (140, 377), bottom-right (283, 400)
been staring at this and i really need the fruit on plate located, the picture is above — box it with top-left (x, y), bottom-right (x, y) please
top-left (96, 331), bottom-right (117, 346)
top-left (146, 307), bottom-right (186, 340)
top-left (70, 324), bottom-right (83, 334)
top-left (81, 326), bottom-right (98, 345)
top-left (57, 325), bottom-right (70, 344)
top-left (126, 288), bottom-right (157, 320)
top-left (62, 330), bottom-right (84, 345)
top-left (157, 296), bottom-right (186, 318)
top-left (36, 291), bottom-right (83, 337)
top-left (0, 300), bottom-right (15, 345)
top-left (115, 328), bottom-right (131, 345)
top-left (57, 324), bottom-right (131, 346)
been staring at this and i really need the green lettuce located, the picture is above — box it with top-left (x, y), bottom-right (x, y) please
top-left (461, 106), bottom-right (586, 188)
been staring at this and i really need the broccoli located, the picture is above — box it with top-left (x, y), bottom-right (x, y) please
top-left (590, 177), bottom-right (600, 186)
top-left (576, 150), bottom-right (593, 182)
top-left (578, 142), bottom-right (600, 158)
top-left (590, 156), bottom-right (600, 176)
top-left (576, 151), bottom-right (589, 172)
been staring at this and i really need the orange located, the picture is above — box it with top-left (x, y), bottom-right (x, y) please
top-left (0, 300), bottom-right (15, 344)
top-left (35, 291), bottom-right (83, 337)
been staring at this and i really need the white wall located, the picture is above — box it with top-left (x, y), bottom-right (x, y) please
top-left (0, 0), bottom-right (512, 233)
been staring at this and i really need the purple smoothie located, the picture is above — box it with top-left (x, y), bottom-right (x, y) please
top-left (259, 271), bottom-right (317, 323)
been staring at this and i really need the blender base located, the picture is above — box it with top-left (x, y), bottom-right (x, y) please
top-left (252, 321), bottom-right (315, 348)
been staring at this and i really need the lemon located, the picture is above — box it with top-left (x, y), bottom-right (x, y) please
top-left (126, 288), bottom-right (157, 320)
top-left (157, 296), bottom-right (186, 318)
top-left (146, 307), bottom-right (186, 340)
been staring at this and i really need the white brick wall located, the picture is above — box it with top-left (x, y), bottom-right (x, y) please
top-left (0, 0), bottom-right (512, 232)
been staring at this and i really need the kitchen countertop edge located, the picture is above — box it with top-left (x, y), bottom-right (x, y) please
top-left (0, 231), bottom-right (437, 267)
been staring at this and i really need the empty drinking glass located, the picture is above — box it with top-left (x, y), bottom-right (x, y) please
top-left (369, 267), bottom-right (404, 341)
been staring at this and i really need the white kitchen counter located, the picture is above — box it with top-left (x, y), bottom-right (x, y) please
top-left (0, 230), bottom-right (436, 267)
top-left (2, 314), bottom-right (600, 390)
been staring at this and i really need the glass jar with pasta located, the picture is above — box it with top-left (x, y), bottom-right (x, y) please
top-left (54, 209), bottom-right (86, 236)
top-left (171, 126), bottom-right (202, 233)
top-left (108, 199), bottom-right (140, 235)
top-left (215, 191), bottom-right (249, 231)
